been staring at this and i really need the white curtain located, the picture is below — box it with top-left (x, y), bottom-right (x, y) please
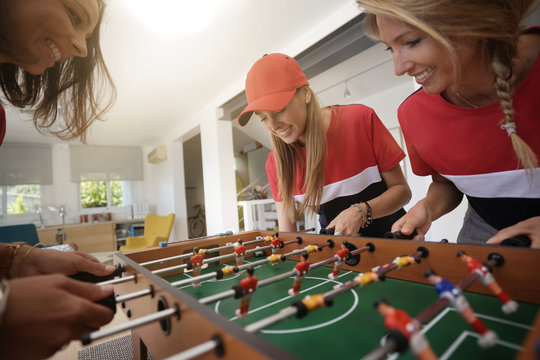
top-left (70, 145), bottom-right (143, 182)
top-left (0, 143), bottom-right (52, 185)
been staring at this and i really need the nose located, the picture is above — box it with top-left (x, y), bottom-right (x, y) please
top-left (71, 33), bottom-right (88, 57)
top-left (392, 51), bottom-right (413, 76)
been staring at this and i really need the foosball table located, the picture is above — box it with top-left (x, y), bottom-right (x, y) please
top-left (83, 230), bottom-right (540, 360)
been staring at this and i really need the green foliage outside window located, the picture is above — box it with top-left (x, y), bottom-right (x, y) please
top-left (81, 181), bottom-right (123, 209)
top-left (7, 195), bottom-right (27, 214)
top-left (6, 185), bottom-right (40, 215)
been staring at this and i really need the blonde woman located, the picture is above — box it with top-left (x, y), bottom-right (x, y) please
top-left (357, 0), bottom-right (540, 246)
top-left (238, 53), bottom-right (411, 237)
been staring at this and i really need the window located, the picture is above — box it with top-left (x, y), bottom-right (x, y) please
top-left (0, 184), bottom-right (42, 218)
top-left (80, 180), bottom-right (137, 210)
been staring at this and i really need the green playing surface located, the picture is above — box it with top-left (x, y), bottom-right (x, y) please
top-left (162, 258), bottom-right (538, 360)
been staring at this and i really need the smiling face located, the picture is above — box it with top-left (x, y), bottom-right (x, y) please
top-left (376, 16), bottom-right (456, 94)
top-left (4, 0), bottom-right (99, 75)
top-left (256, 88), bottom-right (310, 145)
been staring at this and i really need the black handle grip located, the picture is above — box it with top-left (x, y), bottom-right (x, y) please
top-left (69, 263), bottom-right (124, 283)
top-left (384, 230), bottom-right (417, 240)
top-left (500, 235), bottom-right (531, 248)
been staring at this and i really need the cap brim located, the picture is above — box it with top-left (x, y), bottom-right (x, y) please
top-left (237, 89), bottom-right (297, 126)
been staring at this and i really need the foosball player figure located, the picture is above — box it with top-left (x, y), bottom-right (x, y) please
top-left (457, 251), bottom-right (518, 314)
top-left (271, 233), bottom-right (282, 255)
top-left (354, 271), bottom-right (384, 288)
top-left (328, 241), bottom-right (350, 280)
top-left (372, 254), bottom-right (420, 273)
top-left (374, 298), bottom-right (437, 360)
top-left (234, 239), bottom-right (247, 266)
top-left (235, 267), bottom-right (258, 318)
top-left (189, 247), bottom-right (205, 287)
top-left (424, 269), bottom-right (497, 348)
top-left (289, 252), bottom-right (310, 297)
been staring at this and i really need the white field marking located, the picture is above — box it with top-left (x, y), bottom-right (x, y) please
top-left (440, 331), bottom-right (523, 360)
top-left (474, 312), bottom-right (533, 330)
top-left (420, 307), bottom-right (452, 335)
top-left (221, 271), bottom-right (358, 334)
top-left (420, 307), bottom-right (528, 360)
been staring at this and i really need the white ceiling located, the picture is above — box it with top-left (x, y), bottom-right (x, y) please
top-left (4, 0), bottom-right (363, 147)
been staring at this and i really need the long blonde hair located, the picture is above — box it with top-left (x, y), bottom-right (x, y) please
top-left (271, 87), bottom-right (327, 222)
top-left (358, 0), bottom-right (538, 171)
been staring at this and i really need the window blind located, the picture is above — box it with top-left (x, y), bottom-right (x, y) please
top-left (0, 143), bottom-right (52, 185)
top-left (70, 145), bottom-right (144, 182)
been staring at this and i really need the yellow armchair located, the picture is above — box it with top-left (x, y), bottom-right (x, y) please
top-left (120, 213), bottom-right (175, 253)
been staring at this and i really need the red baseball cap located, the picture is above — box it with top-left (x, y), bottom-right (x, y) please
top-left (237, 53), bottom-right (309, 126)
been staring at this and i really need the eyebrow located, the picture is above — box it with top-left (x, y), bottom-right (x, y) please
top-left (73, 0), bottom-right (91, 24)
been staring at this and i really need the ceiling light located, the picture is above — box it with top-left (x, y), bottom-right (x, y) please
top-left (126, 0), bottom-right (227, 39)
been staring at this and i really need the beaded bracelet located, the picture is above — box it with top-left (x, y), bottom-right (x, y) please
top-left (362, 201), bottom-right (373, 228)
top-left (350, 203), bottom-right (366, 228)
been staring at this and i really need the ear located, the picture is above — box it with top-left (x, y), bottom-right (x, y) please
top-left (303, 87), bottom-right (311, 104)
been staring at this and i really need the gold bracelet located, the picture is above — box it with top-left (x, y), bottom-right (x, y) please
top-left (21, 243), bottom-right (41, 262)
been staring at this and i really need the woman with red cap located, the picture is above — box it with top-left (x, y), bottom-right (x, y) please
top-left (238, 53), bottom-right (411, 237)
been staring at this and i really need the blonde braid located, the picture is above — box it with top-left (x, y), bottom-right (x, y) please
top-left (491, 43), bottom-right (538, 174)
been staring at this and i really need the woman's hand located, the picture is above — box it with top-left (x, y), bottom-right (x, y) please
top-left (487, 216), bottom-right (540, 248)
top-left (327, 206), bottom-right (364, 236)
top-left (12, 246), bottom-right (116, 278)
top-left (0, 275), bottom-right (114, 359)
top-left (391, 200), bottom-right (432, 240)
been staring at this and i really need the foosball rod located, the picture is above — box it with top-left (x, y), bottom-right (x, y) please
top-left (198, 240), bottom-right (357, 304)
top-left (173, 239), bottom-right (329, 289)
top-left (244, 246), bottom-right (425, 334)
top-left (373, 246), bottom-right (429, 276)
top-left (99, 239), bottom-right (298, 286)
top-left (163, 335), bottom-right (224, 360)
top-left (415, 252), bottom-right (503, 324)
top-left (140, 236), bottom-right (268, 267)
top-left (81, 306), bottom-right (179, 345)
top-left (361, 252), bottom-right (504, 360)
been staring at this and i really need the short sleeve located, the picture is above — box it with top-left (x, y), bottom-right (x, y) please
top-left (369, 110), bottom-right (406, 172)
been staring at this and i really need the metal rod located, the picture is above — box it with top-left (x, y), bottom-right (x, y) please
top-left (164, 339), bottom-right (219, 360)
top-left (140, 237), bottom-right (267, 267)
top-left (82, 307), bottom-right (178, 345)
top-left (199, 289), bottom-right (236, 304)
top-left (244, 306), bottom-right (298, 333)
top-left (115, 288), bottom-right (152, 303)
top-left (99, 274), bottom-right (135, 286)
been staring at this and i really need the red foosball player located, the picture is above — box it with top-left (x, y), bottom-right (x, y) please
top-left (328, 241), bottom-right (349, 280)
top-left (271, 234), bottom-right (282, 255)
top-left (188, 247), bottom-right (204, 287)
top-left (235, 267), bottom-right (258, 318)
top-left (234, 239), bottom-right (247, 266)
top-left (374, 298), bottom-right (437, 360)
top-left (457, 251), bottom-right (518, 314)
top-left (289, 252), bottom-right (310, 297)
top-left (424, 269), bottom-right (497, 348)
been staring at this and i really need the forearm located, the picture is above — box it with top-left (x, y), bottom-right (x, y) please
top-left (275, 202), bottom-right (297, 232)
top-left (368, 183), bottom-right (412, 220)
top-left (422, 180), bottom-right (463, 222)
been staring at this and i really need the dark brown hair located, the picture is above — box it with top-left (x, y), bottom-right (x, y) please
top-left (0, 0), bottom-right (116, 143)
